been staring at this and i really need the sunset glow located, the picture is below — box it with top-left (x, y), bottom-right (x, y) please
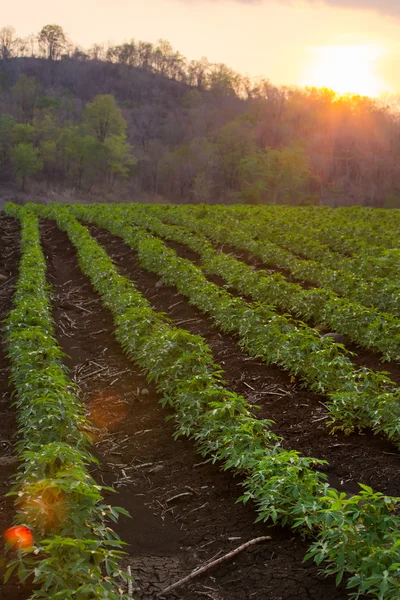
top-left (304, 45), bottom-right (389, 97)
top-left (87, 390), bottom-right (128, 431)
top-left (2, 1), bottom-right (400, 93)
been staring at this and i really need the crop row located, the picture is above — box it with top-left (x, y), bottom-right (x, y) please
top-left (232, 207), bottom-right (349, 269)
top-left (205, 206), bottom-right (400, 310)
top-left (222, 206), bottom-right (400, 283)
top-left (61, 202), bottom-right (400, 447)
top-left (229, 205), bottom-right (400, 259)
top-left (30, 202), bottom-right (400, 599)
top-left (229, 207), bottom-right (400, 311)
top-left (245, 205), bottom-right (400, 254)
top-left (3, 204), bottom-right (130, 599)
top-left (159, 204), bottom-right (400, 317)
top-left (130, 204), bottom-right (400, 362)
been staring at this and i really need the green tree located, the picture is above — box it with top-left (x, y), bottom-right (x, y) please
top-left (239, 144), bottom-right (312, 204)
top-left (193, 172), bottom-right (213, 203)
top-left (159, 137), bottom-right (216, 200)
top-left (213, 115), bottom-right (257, 192)
top-left (12, 123), bottom-right (35, 145)
top-left (62, 126), bottom-right (109, 188)
top-left (33, 114), bottom-right (59, 142)
top-left (11, 143), bottom-right (43, 190)
top-left (83, 95), bottom-right (126, 143)
top-left (36, 96), bottom-right (62, 111)
top-left (238, 151), bottom-right (271, 204)
top-left (105, 135), bottom-right (136, 187)
top-left (39, 140), bottom-right (58, 175)
top-left (275, 144), bottom-right (312, 203)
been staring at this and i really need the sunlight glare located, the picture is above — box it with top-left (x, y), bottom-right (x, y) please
top-left (87, 389), bottom-right (128, 431)
top-left (17, 482), bottom-right (67, 534)
top-left (304, 45), bottom-right (388, 97)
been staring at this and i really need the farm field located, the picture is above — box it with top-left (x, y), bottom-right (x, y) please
top-left (1, 203), bottom-right (400, 600)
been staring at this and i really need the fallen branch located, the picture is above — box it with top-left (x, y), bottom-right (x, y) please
top-left (166, 491), bottom-right (193, 503)
top-left (157, 536), bottom-right (271, 597)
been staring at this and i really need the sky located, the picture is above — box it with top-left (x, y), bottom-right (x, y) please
top-left (3, 0), bottom-right (400, 95)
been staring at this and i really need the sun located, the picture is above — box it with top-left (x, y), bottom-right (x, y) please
top-left (303, 45), bottom-right (388, 97)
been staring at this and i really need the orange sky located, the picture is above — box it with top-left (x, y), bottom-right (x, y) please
top-left (4, 0), bottom-right (400, 95)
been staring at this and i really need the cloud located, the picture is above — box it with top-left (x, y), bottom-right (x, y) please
top-left (311, 0), bottom-right (400, 17)
top-left (220, 0), bottom-right (400, 17)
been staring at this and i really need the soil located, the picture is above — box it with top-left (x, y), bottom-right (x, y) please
top-left (0, 213), bottom-right (394, 600)
top-left (37, 218), bottom-right (362, 600)
top-left (225, 248), bottom-right (400, 385)
top-left (180, 239), bottom-right (400, 385)
top-left (86, 224), bottom-right (400, 497)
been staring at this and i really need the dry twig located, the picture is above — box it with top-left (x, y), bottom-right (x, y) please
top-left (157, 536), bottom-right (271, 597)
top-left (166, 491), bottom-right (193, 503)
top-left (127, 565), bottom-right (134, 597)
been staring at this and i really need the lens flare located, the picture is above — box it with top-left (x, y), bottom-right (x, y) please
top-left (87, 390), bottom-right (128, 431)
top-left (3, 526), bottom-right (34, 550)
top-left (17, 482), bottom-right (67, 533)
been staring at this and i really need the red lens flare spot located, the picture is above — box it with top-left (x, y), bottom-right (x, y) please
top-left (87, 390), bottom-right (128, 431)
top-left (3, 526), bottom-right (34, 550)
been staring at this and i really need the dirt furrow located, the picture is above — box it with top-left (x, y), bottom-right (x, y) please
top-left (220, 243), bottom-right (400, 378)
top-left (86, 224), bottom-right (400, 501)
top-left (39, 219), bottom-right (353, 600)
top-left (153, 231), bottom-right (400, 386)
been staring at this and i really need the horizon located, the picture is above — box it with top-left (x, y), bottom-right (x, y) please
top-left (2, 0), bottom-right (400, 98)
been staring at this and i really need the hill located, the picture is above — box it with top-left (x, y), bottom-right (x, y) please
top-left (1, 24), bottom-right (400, 207)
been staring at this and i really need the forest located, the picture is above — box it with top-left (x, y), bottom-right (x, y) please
top-left (0, 24), bottom-right (400, 206)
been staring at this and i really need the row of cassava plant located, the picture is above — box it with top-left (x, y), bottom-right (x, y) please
top-left (260, 205), bottom-right (400, 253)
top-left (157, 203), bottom-right (400, 317)
top-left (126, 204), bottom-right (400, 362)
top-left (217, 204), bottom-right (399, 264)
top-left (218, 205), bottom-right (400, 285)
top-left (221, 204), bottom-right (400, 255)
top-left (2, 203), bottom-right (130, 599)
top-left (211, 206), bottom-right (400, 315)
top-left (66, 202), bottom-right (400, 445)
top-left (29, 202), bottom-right (400, 600)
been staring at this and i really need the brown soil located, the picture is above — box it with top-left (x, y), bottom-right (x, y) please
top-left (2, 212), bottom-right (393, 599)
top-left (220, 245), bottom-right (319, 290)
top-left (86, 225), bottom-right (400, 498)
top-left (34, 219), bottom-right (363, 600)
top-left (160, 235), bottom-right (400, 385)
top-left (223, 245), bottom-right (400, 384)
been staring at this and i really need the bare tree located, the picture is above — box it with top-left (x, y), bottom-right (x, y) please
top-left (187, 57), bottom-right (210, 89)
top-left (0, 26), bottom-right (17, 60)
top-left (38, 24), bottom-right (68, 61)
top-left (88, 43), bottom-right (106, 61)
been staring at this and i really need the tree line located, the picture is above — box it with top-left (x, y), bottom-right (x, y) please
top-left (1, 24), bottom-right (400, 206)
top-left (0, 86), bottom-right (135, 191)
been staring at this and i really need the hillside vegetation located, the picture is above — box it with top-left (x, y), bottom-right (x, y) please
top-left (1, 24), bottom-right (400, 206)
